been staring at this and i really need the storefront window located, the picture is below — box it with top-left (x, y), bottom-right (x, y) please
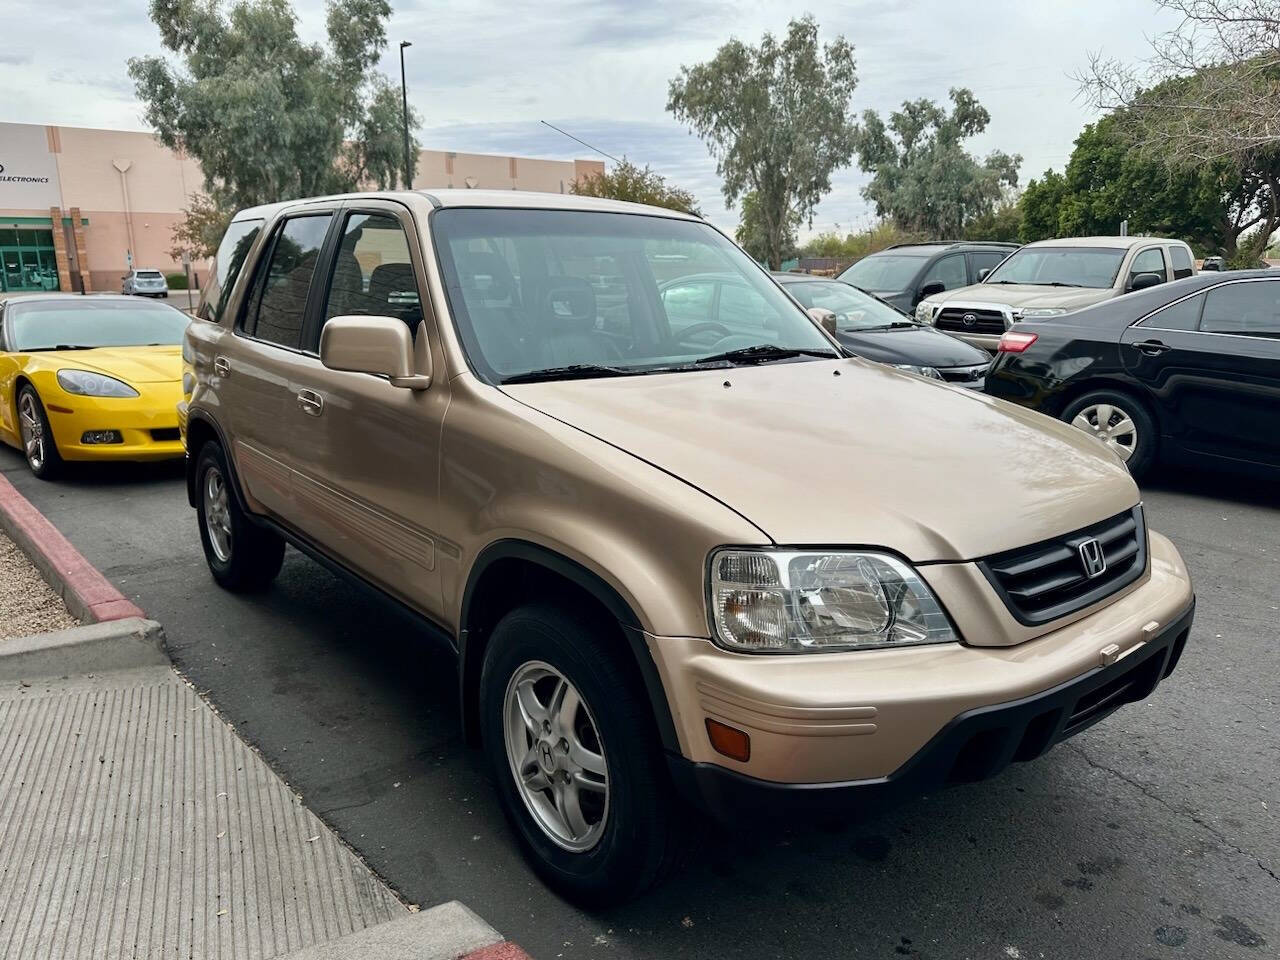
top-left (0, 226), bottom-right (58, 293)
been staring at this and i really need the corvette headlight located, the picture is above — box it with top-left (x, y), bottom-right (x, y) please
top-left (1017, 307), bottom-right (1067, 319)
top-left (891, 363), bottom-right (943, 380)
top-left (56, 369), bottom-right (139, 398)
top-left (709, 549), bottom-right (959, 653)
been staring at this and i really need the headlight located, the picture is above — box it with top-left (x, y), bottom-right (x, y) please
top-left (915, 300), bottom-right (939, 323)
top-left (1017, 307), bottom-right (1067, 318)
top-left (56, 369), bottom-right (139, 398)
top-left (891, 363), bottom-right (943, 380)
top-left (709, 549), bottom-right (959, 653)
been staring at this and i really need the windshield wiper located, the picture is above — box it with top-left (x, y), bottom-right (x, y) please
top-left (691, 344), bottom-right (839, 366)
top-left (32, 344), bottom-right (96, 351)
top-left (1036, 281), bottom-right (1085, 287)
top-left (502, 363), bottom-right (641, 384)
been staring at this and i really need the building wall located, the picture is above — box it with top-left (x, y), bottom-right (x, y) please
top-left (0, 121), bottom-right (601, 292)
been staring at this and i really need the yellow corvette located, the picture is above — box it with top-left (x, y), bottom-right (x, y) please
top-left (0, 294), bottom-right (188, 479)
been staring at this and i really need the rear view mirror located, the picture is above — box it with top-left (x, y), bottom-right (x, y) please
top-left (808, 307), bottom-right (839, 336)
top-left (320, 315), bottom-right (432, 390)
top-left (1129, 272), bottom-right (1163, 292)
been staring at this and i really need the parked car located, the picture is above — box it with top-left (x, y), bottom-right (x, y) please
top-left (122, 268), bottom-right (170, 298)
top-left (985, 270), bottom-right (1279, 479)
top-left (1200, 256), bottom-right (1225, 272)
top-left (182, 191), bottom-right (1194, 905)
top-left (773, 273), bottom-right (991, 387)
top-left (0, 294), bottom-right (188, 478)
top-left (836, 241), bottom-right (1019, 315)
top-left (919, 237), bottom-right (1198, 351)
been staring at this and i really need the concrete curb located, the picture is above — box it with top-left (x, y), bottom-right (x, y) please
top-left (0, 616), bottom-right (167, 682)
top-left (0, 470), bottom-right (145, 622)
top-left (271, 901), bottom-right (533, 960)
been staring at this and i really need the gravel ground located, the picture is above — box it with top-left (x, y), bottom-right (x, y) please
top-left (0, 531), bottom-right (78, 639)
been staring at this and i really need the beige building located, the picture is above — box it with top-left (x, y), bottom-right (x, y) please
top-left (0, 121), bottom-right (603, 294)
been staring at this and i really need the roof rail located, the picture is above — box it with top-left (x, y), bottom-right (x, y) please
top-left (884, 240), bottom-right (1020, 250)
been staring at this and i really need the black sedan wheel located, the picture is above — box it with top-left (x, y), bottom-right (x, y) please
top-left (1062, 390), bottom-right (1157, 480)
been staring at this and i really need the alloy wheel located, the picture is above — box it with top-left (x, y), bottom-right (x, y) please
top-left (1072, 401), bottom-right (1138, 461)
top-left (503, 660), bottom-right (609, 852)
top-left (202, 466), bottom-right (233, 563)
top-left (18, 392), bottom-right (45, 472)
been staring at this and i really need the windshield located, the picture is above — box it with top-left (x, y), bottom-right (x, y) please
top-left (782, 280), bottom-right (912, 331)
top-left (838, 254), bottom-right (926, 292)
top-left (985, 247), bottom-right (1125, 289)
top-left (8, 299), bottom-right (190, 351)
top-left (432, 208), bottom-right (836, 383)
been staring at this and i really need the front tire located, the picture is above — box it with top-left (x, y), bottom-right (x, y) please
top-left (17, 385), bottom-right (63, 480)
top-left (1062, 389), bottom-right (1157, 480)
top-left (480, 604), bottom-right (681, 906)
top-left (194, 442), bottom-right (285, 591)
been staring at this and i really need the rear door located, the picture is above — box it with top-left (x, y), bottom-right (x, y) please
top-left (1123, 277), bottom-right (1280, 467)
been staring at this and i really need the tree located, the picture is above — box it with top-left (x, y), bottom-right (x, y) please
top-left (168, 193), bottom-right (233, 261)
top-left (735, 192), bottom-right (798, 264)
top-left (1078, 2), bottom-right (1280, 258)
top-left (129, 0), bottom-right (419, 225)
top-left (571, 158), bottom-right (701, 215)
top-left (962, 194), bottom-right (1022, 243)
top-left (1018, 170), bottom-right (1069, 242)
top-left (853, 88), bottom-right (1021, 238)
top-left (667, 16), bottom-right (858, 269)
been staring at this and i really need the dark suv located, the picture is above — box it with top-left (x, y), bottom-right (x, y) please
top-left (838, 241), bottom-right (1019, 314)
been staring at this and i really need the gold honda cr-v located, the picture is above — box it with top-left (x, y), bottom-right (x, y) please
top-left (180, 190), bottom-right (1194, 906)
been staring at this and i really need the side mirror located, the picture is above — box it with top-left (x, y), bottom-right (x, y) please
top-left (320, 315), bottom-right (432, 390)
top-left (807, 306), bottom-right (839, 336)
top-left (1129, 272), bottom-right (1163, 292)
top-left (918, 281), bottom-right (946, 300)
top-left (977, 268), bottom-right (991, 282)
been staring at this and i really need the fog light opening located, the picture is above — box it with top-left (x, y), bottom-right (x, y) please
top-left (81, 430), bottom-right (124, 445)
top-left (705, 718), bottom-right (751, 762)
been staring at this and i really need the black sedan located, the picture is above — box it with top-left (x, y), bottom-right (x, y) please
top-left (773, 274), bottom-right (992, 388)
top-left (985, 270), bottom-right (1280, 480)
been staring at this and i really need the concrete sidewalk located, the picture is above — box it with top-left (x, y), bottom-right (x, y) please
top-left (0, 622), bottom-right (524, 960)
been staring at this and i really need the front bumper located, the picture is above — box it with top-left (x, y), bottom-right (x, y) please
top-left (669, 598), bottom-right (1192, 820)
top-left (648, 530), bottom-right (1193, 817)
top-left (46, 388), bottom-right (184, 462)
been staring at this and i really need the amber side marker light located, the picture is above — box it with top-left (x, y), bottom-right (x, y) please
top-left (997, 331), bottom-right (1039, 353)
top-left (705, 718), bottom-right (751, 762)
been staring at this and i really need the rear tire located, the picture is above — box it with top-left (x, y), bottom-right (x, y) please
top-left (1061, 389), bottom-right (1157, 480)
top-left (479, 603), bottom-right (682, 907)
top-left (194, 442), bottom-right (285, 591)
top-left (17, 385), bottom-right (63, 481)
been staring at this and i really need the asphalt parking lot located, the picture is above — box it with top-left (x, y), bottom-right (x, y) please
top-left (1, 446), bottom-right (1275, 959)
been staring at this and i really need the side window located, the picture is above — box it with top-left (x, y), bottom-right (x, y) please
top-left (243, 214), bottom-right (332, 349)
top-left (1144, 294), bottom-right (1203, 331)
top-left (200, 218), bottom-right (263, 324)
top-left (322, 213), bottom-right (423, 334)
top-left (1130, 247), bottom-right (1167, 285)
top-left (969, 251), bottom-right (1006, 280)
top-left (717, 282), bottom-right (771, 328)
top-left (1202, 281), bottom-right (1280, 337)
top-left (1169, 245), bottom-right (1194, 281)
top-left (661, 281), bottom-right (715, 333)
top-left (920, 255), bottom-right (967, 292)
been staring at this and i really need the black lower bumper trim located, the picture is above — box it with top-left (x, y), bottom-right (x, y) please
top-left (669, 598), bottom-right (1194, 821)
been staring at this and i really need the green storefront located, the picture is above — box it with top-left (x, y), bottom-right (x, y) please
top-left (0, 225), bottom-right (60, 292)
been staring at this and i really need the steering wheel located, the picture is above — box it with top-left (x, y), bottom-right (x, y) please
top-left (663, 321), bottom-right (733, 348)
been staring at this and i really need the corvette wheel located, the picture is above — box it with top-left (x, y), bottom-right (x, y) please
top-left (17, 386), bottom-right (63, 480)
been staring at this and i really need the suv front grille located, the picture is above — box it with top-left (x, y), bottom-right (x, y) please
top-left (978, 506), bottom-right (1147, 626)
top-left (935, 307), bottom-right (1006, 336)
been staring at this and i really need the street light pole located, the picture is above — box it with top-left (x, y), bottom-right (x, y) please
top-left (399, 41), bottom-right (413, 191)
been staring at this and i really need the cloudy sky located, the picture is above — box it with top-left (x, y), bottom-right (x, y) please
top-left (0, 0), bottom-right (1179, 235)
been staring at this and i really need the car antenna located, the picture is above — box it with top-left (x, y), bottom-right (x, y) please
top-left (539, 120), bottom-right (624, 165)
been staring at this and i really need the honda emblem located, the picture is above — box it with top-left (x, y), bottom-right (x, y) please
top-left (1078, 538), bottom-right (1107, 578)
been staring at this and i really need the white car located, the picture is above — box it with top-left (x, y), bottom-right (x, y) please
top-left (122, 269), bottom-right (170, 298)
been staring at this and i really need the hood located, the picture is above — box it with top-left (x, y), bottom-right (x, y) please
top-left (836, 325), bottom-right (991, 368)
top-left (933, 283), bottom-right (1114, 312)
top-left (502, 358), bottom-right (1138, 563)
top-left (55, 346), bottom-right (182, 384)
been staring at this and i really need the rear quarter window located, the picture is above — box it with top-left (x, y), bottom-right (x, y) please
top-left (1170, 245), bottom-right (1195, 280)
top-left (199, 218), bottom-right (265, 324)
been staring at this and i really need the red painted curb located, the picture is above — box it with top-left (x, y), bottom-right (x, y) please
top-left (0, 472), bottom-right (144, 623)
top-left (460, 943), bottom-right (534, 960)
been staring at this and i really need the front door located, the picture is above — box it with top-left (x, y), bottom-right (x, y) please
top-left (1124, 277), bottom-right (1280, 468)
top-left (284, 201), bottom-right (447, 619)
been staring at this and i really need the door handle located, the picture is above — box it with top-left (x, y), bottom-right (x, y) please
top-left (1131, 339), bottom-right (1170, 356)
top-left (296, 389), bottom-right (324, 416)
top-left (213, 356), bottom-right (231, 376)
